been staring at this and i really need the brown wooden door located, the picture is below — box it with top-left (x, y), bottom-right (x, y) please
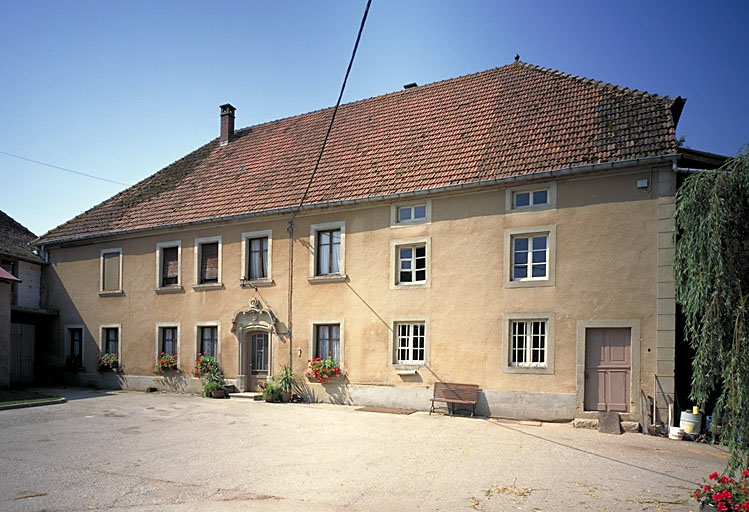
top-left (584, 328), bottom-right (631, 412)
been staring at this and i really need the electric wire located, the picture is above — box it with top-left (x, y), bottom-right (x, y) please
top-left (0, 149), bottom-right (129, 186)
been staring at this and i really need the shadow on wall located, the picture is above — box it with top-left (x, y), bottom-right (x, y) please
top-left (294, 377), bottom-right (352, 406)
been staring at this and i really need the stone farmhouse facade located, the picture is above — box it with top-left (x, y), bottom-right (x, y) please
top-left (35, 62), bottom-right (725, 421)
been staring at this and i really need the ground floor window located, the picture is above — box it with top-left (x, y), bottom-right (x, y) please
top-left (68, 327), bottom-right (83, 366)
top-left (315, 324), bottom-right (340, 361)
top-left (200, 326), bottom-right (218, 357)
top-left (160, 327), bottom-right (178, 355)
top-left (510, 320), bottom-right (546, 367)
top-left (103, 327), bottom-right (119, 354)
top-left (395, 323), bottom-right (425, 364)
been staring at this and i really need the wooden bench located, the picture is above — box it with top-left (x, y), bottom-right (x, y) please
top-left (429, 382), bottom-right (479, 417)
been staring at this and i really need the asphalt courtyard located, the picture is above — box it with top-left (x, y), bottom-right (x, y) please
top-left (0, 388), bottom-right (725, 511)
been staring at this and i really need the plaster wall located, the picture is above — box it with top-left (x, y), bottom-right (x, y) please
top-left (45, 165), bottom-right (671, 419)
top-left (16, 260), bottom-right (41, 309)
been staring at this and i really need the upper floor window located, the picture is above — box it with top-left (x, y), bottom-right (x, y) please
top-left (194, 236), bottom-right (222, 287)
top-left (248, 237), bottom-right (268, 279)
top-left (397, 244), bottom-right (426, 284)
top-left (512, 234), bottom-right (548, 280)
top-left (156, 241), bottom-right (181, 289)
top-left (317, 230), bottom-right (340, 275)
top-left (100, 248), bottom-right (122, 294)
top-left (391, 200), bottom-right (432, 227)
top-left (513, 189), bottom-right (548, 209)
top-left (505, 182), bottom-right (557, 213)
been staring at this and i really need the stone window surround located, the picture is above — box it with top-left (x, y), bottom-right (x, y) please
top-left (390, 236), bottom-right (431, 289)
top-left (193, 236), bottom-right (223, 290)
top-left (308, 318), bottom-right (345, 371)
top-left (154, 322), bottom-right (180, 363)
top-left (308, 221), bottom-right (346, 283)
top-left (99, 247), bottom-right (123, 296)
top-left (195, 321), bottom-right (221, 361)
top-left (387, 316), bottom-right (430, 372)
top-left (390, 199), bottom-right (432, 227)
top-left (240, 229), bottom-right (273, 286)
top-left (501, 312), bottom-right (555, 375)
top-left (505, 181), bottom-right (557, 213)
top-left (503, 225), bottom-right (556, 288)
top-left (99, 323), bottom-right (122, 355)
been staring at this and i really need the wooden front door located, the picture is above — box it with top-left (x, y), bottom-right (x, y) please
top-left (584, 328), bottom-right (631, 412)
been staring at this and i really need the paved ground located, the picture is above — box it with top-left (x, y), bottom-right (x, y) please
top-left (0, 388), bottom-right (725, 511)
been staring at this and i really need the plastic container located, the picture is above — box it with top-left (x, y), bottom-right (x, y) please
top-left (669, 427), bottom-right (684, 440)
top-left (680, 411), bottom-right (702, 435)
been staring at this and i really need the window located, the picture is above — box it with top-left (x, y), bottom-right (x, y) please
top-left (194, 237), bottom-right (222, 287)
top-left (68, 327), bottom-right (83, 367)
top-left (160, 327), bottom-right (178, 355)
top-left (199, 326), bottom-right (218, 357)
top-left (100, 248), bottom-right (122, 293)
top-left (512, 235), bottom-right (548, 280)
top-left (397, 244), bottom-right (426, 284)
top-left (391, 200), bottom-right (431, 226)
top-left (314, 324), bottom-right (340, 361)
top-left (102, 327), bottom-right (119, 354)
top-left (504, 226), bottom-right (556, 288)
top-left (505, 182), bottom-right (556, 213)
top-left (510, 320), bottom-right (547, 367)
top-left (317, 230), bottom-right (340, 276)
top-left (398, 204), bottom-right (427, 223)
top-left (248, 237), bottom-right (268, 279)
top-left (156, 241), bottom-right (181, 289)
top-left (395, 323), bottom-right (425, 364)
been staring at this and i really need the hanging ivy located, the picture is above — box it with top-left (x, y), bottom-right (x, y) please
top-left (674, 150), bottom-right (749, 472)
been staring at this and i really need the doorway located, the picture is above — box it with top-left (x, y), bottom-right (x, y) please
top-left (584, 327), bottom-right (631, 412)
top-left (249, 331), bottom-right (269, 390)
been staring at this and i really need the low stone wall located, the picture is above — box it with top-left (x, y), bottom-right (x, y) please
top-left (72, 372), bottom-right (238, 395)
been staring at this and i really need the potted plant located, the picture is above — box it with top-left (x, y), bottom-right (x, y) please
top-left (193, 354), bottom-right (226, 398)
top-left (306, 356), bottom-right (341, 383)
top-left (96, 352), bottom-right (119, 372)
top-left (262, 381), bottom-right (281, 402)
top-left (693, 470), bottom-right (749, 511)
top-left (277, 364), bottom-right (294, 402)
top-left (152, 352), bottom-right (179, 374)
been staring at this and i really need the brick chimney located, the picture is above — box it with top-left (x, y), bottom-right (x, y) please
top-left (220, 103), bottom-right (235, 146)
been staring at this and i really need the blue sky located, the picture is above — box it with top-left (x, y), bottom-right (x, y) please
top-left (1, 0), bottom-right (747, 236)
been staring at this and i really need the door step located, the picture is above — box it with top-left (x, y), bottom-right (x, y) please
top-left (573, 418), bottom-right (641, 433)
top-left (228, 392), bottom-right (263, 401)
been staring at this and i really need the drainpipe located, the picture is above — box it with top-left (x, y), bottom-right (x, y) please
top-left (287, 219), bottom-right (294, 370)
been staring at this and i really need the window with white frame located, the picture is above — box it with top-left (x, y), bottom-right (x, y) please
top-left (102, 327), bottom-right (119, 354)
top-left (314, 324), bottom-right (340, 361)
top-left (199, 326), bottom-right (218, 357)
top-left (510, 320), bottom-right (547, 367)
top-left (397, 244), bottom-right (427, 284)
top-left (100, 248), bottom-right (122, 292)
top-left (159, 326), bottom-right (178, 356)
top-left (512, 234), bottom-right (548, 280)
top-left (395, 322), bottom-right (425, 364)
top-left (512, 189), bottom-right (549, 209)
top-left (397, 204), bottom-right (427, 223)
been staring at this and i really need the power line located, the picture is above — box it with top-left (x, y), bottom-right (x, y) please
top-left (291, 0), bottom-right (372, 218)
top-left (0, 149), bottom-right (129, 186)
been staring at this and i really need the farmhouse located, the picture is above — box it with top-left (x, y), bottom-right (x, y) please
top-left (34, 61), bottom-right (725, 421)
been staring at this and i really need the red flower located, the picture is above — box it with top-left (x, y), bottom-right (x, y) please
top-left (718, 503), bottom-right (728, 512)
top-left (743, 470), bottom-right (749, 477)
top-left (742, 502), bottom-right (749, 510)
top-left (695, 490), bottom-right (702, 499)
top-left (705, 485), bottom-right (713, 492)
top-left (711, 472), bottom-right (720, 480)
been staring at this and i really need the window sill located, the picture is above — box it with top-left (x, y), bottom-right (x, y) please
top-left (503, 365), bottom-right (553, 375)
top-left (393, 282), bottom-right (428, 289)
top-left (239, 279), bottom-right (275, 288)
top-left (98, 290), bottom-right (124, 297)
top-left (508, 204), bottom-right (554, 214)
top-left (505, 278), bottom-right (555, 289)
top-left (390, 220), bottom-right (430, 228)
top-left (394, 364), bottom-right (424, 375)
top-left (155, 285), bottom-right (184, 294)
top-left (193, 283), bottom-right (224, 291)
top-left (307, 274), bottom-right (348, 284)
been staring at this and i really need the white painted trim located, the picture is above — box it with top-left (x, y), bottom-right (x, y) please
top-left (309, 221), bottom-right (346, 278)
top-left (390, 236), bottom-right (431, 289)
top-left (194, 321), bottom-right (221, 361)
top-left (240, 229), bottom-right (273, 284)
top-left (154, 322), bottom-right (180, 364)
top-left (308, 318), bottom-right (345, 370)
top-left (390, 199), bottom-right (432, 227)
top-left (155, 240), bottom-right (182, 290)
top-left (504, 225), bottom-right (556, 288)
top-left (99, 247), bottom-right (123, 293)
top-left (501, 313), bottom-right (555, 375)
top-left (505, 181), bottom-right (557, 213)
top-left (63, 323), bottom-right (85, 367)
top-left (575, 320), bottom-right (641, 417)
top-left (99, 323), bottom-right (122, 356)
top-left (194, 236), bottom-right (222, 286)
top-left (388, 317), bottom-right (430, 369)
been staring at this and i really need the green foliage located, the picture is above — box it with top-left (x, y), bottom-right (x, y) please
top-left (152, 353), bottom-right (178, 374)
top-left (307, 356), bottom-right (341, 383)
top-left (276, 364), bottom-right (295, 393)
top-left (202, 380), bottom-right (223, 397)
top-left (193, 355), bottom-right (224, 397)
top-left (262, 381), bottom-right (281, 402)
top-left (674, 150), bottom-right (749, 472)
top-left (96, 352), bottom-right (119, 372)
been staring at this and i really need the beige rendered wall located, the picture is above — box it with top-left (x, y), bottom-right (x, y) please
top-left (45, 165), bottom-right (671, 419)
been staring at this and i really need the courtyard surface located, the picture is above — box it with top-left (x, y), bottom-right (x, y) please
top-left (0, 388), bottom-right (724, 511)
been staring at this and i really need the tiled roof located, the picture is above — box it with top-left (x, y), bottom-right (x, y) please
top-left (0, 210), bottom-right (45, 263)
top-left (37, 62), bottom-right (682, 245)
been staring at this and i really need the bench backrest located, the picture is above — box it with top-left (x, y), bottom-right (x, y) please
top-left (433, 382), bottom-right (479, 402)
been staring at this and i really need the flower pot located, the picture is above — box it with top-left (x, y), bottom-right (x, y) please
top-left (280, 392), bottom-right (291, 403)
top-left (211, 389), bottom-right (226, 399)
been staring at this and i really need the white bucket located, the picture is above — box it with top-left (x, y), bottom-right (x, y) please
top-left (669, 427), bottom-right (684, 440)
top-left (680, 412), bottom-right (702, 435)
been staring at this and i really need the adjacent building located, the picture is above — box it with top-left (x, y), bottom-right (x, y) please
top-left (34, 62), bottom-right (725, 421)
